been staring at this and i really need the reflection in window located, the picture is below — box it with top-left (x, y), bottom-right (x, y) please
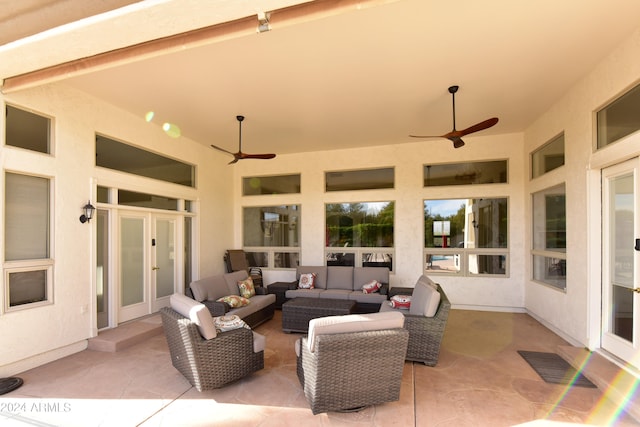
top-left (424, 160), bottom-right (507, 187)
top-left (325, 202), bottom-right (394, 269)
top-left (532, 184), bottom-right (566, 290)
top-left (598, 83), bottom-right (640, 148)
top-left (5, 105), bottom-right (51, 154)
top-left (243, 174), bottom-right (300, 195)
top-left (531, 134), bottom-right (565, 178)
top-left (326, 168), bottom-right (394, 191)
top-left (424, 198), bottom-right (508, 276)
top-left (118, 190), bottom-right (179, 211)
top-left (243, 206), bottom-right (300, 269)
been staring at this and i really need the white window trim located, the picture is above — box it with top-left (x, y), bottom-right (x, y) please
top-left (4, 261), bottom-right (54, 312)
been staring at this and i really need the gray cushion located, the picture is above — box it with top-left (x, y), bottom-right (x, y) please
top-left (409, 281), bottom-right (440, 317)
top-left (285, 288), bottom-right (323, 299)
top-left (169, 293), bottom-right (217, 339)
top-left (353, 267), bottom-right (389, 290)
top-left (307, 311), bottom-right (405, 352)
top-left (321, 289), bottom-right (352, 300)
top-left (224, 270), bottom-right (249, 295)
top-left (190, 275), bottom-right (234, 301)
top-left (327, 266), bottom-right (354, 290)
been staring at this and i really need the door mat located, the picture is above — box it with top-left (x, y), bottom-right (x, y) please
top-left (517, 351), bottom-right (596, 388)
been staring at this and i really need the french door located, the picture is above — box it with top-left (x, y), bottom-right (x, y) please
top-left (118, 212), bottom-right (177, 323)
top-left (602, 158), bottom-right (640, 368)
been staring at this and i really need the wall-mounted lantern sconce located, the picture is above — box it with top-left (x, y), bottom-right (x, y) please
top-left (80, 201), bottom-right (96, 224)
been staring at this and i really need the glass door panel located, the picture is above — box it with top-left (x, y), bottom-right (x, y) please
top-left (153, 217), bottom-right (176, 310)
top-left (602, 158), bottom-right (640, 368)
top-left (119, 214), bottom-right (148, 322)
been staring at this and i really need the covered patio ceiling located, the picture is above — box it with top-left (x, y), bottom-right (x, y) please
top-left (2, 0), bottom-right (640, 156)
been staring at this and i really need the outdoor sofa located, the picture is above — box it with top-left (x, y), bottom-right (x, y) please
top-left (188, 270), bottom-right (276, 328)
top-left (284, 265), bottom-right (390, 312)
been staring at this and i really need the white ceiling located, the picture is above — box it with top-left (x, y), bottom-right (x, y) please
top-left (2, 0), bottom-right (640, 157)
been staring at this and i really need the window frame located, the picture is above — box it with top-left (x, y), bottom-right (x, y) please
top-left (531, 183), bottom-right (567, 291)
top-left (423, 197), bottom-right (509, 277)
top-left (4, 104), bottom-right (52, 155)
top-left (3, 170), bottom-right (55, 312)
top-left (530, 133), bottom-right (565, 179)
top-left (242, 205), bottom-right (301, 270)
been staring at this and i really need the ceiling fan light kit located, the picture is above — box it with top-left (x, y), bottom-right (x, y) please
top-left (410, 85), bottom-right (499, 148)
top-left (210, 115), bottom-right (276, 164)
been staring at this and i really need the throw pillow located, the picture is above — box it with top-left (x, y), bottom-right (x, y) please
top-left (214, 315), bottom-right (251, 332)
top-left (389, 294), bottom-right (411, 309)
top-left (298, 272), bottom-right (317, 289)
top-left (216, 295), bottom-right (251, 308)
top-left (237, 277), bottom-right (256, 299)
top-left (362, 279), bottom-right (382, 294)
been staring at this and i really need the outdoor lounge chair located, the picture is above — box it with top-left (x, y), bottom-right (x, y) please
top-left (224, 249), bottom-right (263, 287)
top-left (160, 294), bottom-right (264, 391)
top-left (295, 311), bottom-right (409, 414)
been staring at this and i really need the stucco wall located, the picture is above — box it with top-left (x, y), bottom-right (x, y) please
top-left (523, 27), bottom-right (640, 347)
top-left (0, 83), bottom-right (233, 376)
top-left (231, 131), bottom-right (526, 311)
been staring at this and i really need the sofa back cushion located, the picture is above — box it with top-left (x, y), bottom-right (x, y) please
top-left (409, 279), bottom-right (441, 317)
top-left (307, 311), bottom-right (404, 352)
top-left (416, 274), bottom-right (438, 289)
top-left (327, 266), bottom-right (354, 290)
top-left (224, 270), bottom-right (249, 294)
top-left (354, 267), bottom-right (389, 290)
top-left (170, 293), bottom-right (217, 339)
top-left (190, 275), bottom-right (235, 302)
top-left (297, 266), bottom-right (328, 289)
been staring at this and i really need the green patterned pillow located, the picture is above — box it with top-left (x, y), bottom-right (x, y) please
top-left (216, 295), bottom-right (251, 308)
top-left (237, 277), bottom-right (256, 298)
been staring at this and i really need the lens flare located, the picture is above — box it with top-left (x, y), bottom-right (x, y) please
top-left (163, 122), bottom-right (181, 138)
top-left (145, 111), bottom-right (155, 122)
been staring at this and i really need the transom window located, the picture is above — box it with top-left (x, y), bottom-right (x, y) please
top-left (95, 134), bottom-right (195, 187)
top-left (325, 168), bottom-right (394, 191)
top-left (325, 201), bottom-right (394, 270)
top-left (424, 160), bottom-right (507, 186)
top-left (5, 105), bottom-right (51, 154)
top-left (531, 134), bottom-right (565, 179)
top-left (597, 82), bottom-right (640, 148)
top-left (424, 198), bottom-right (508, 276)
top-left (242, 174), bottom-right (300, 195)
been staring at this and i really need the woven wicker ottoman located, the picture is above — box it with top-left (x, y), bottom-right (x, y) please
top-left (282, 298), bottom-right (356, 333)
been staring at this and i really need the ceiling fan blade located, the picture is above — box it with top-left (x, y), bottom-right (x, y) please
top-left (409, 134), bottom-right (441, 139)
top-left (210, 144), bottom-right (235, 156)
top-left (239, 153), bottom-right (276, 160)
top-left (458, 117), bottom-right (499, 136)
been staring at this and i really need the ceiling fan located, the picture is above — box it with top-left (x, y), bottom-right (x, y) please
top-left (211, 115), bottom-right (276, 164)
top-left (410, 85), bottom-right (499, 148)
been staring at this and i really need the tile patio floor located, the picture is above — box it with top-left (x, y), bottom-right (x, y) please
top-left (2, 309), bottom-right (640, 426)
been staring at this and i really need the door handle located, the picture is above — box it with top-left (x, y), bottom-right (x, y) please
top-left (152, 266), bottom-right (160, 271)
top-left (626, 287), bottom-right (640, 293)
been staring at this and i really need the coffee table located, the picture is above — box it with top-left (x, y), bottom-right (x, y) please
top-left (282, 297), bottom-right (356, 333)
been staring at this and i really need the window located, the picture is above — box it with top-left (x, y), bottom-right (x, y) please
top-left (243, 174), bottom-right (300, 195)
top-left (243, 205), bottom-right (300, 269)
top-left (325, 202), bottom-right (394, 270)
top-left (424, 198), bottom-right (508, 276)
top-left (5, 105), bottom-right (51, 154)
top-left (424, 160), bottom-right (507, 187)
top-left (4, 172), bottom-right (53, 309)
top-left (325, 168), bottom-right (394, 191)
top-left (95, 134), bottom-right (195, 187)
top-left (531, 134), bottom-right (565, 178)
top-left (532, 184), bottom-right (566, 290)
top-left (597, 83), bottom-right (640, 148)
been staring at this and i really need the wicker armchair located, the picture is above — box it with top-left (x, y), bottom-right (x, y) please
top-left (403, 283), bottom-right (450, 366)
top-left (296, 311), bottom-right (409, 414)
top-left (160, 307), bottom-right (264, 391)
